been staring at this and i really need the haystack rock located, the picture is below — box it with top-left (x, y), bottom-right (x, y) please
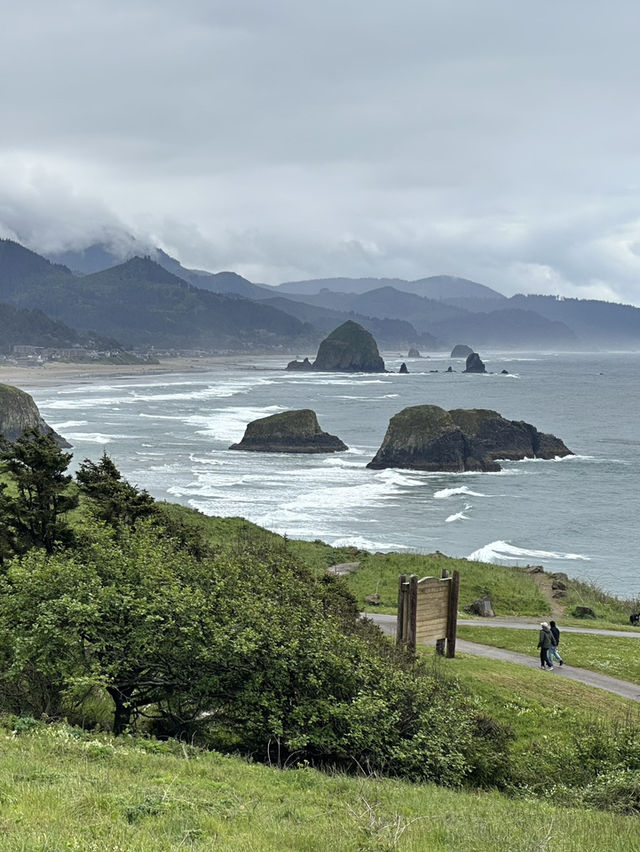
top-left (0, 383), bottom-right (70, 448)
top-left (399, 362), bottom-right (409, 374)
top-left (407, 347), bottom-right (421, 358)
top-left (464, 352), bottom-right (486, 373)
top-left (288, 321), bottom-right (385, 373)
top-left (451, 344), bottom-right (474, 358)
top-left (367, 405), bottom-right (572, 472)
top-left (229, 409), bottom-right (347, 454)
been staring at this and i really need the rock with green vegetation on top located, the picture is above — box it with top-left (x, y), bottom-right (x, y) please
top-left (311, 321), bottom-right (386, 372)
top-left (367, 404), bottom-right (571, 472)
top-left (229, 409), bottom-right (348, 453)
top-left (0, 383), bottom-right (70, 447)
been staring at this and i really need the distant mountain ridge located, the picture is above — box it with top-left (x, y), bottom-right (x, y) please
top-left (0, 242), bottom-right (313, 351)
top-left (275, 275), bottom-right (507, 302)
top-left (11, 238), bottom-right (640, 350)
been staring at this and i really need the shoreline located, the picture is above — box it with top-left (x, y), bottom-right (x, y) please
top-left (0, 354), bottom-right (285, 388)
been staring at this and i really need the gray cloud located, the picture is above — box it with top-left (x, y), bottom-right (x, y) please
top-left (2, 1), bottom-right (640, 303)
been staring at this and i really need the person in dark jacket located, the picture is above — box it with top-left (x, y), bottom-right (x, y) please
top-left (549, 620), bottom-right (564, 666)
top-left (537, 622), bottom-right (554, 669)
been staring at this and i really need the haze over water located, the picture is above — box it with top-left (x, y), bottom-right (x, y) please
top-left (27, 351), bottom-right (640, 599)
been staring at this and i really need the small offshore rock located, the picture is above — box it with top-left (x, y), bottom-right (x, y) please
top-left (464, 352), bottom-right (487, 373)
top-left (407, 347), bottom-right (421, 358)
top-left (398, 362), bottom-right (409, 374)
top-left (286, 357), bottom-right (313, 371)
top-left (230, 409), bottom-right (347, 454)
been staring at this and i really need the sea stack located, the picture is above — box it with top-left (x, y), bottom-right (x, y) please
top-left (367, 405), bottom-right (572, 472)
top-left (464, 352), bottom-right (487, 373)
top-left (0, 384), bottom-right (70, 448)
top-left (229, 409), bottom-right (348, 453)
top-left (286, 321), bottom-right (386, 373)
top-left (451, 344), bottom-right (474, 358)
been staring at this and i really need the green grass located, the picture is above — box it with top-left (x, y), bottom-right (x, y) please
top-left (445, 653), bottom-right (640, 735)
top-left (342, 552), bottom-right (549, 616)
top-left (457, 626), bottom-right (640, 684)
top-left (2, 720), bottom-right (640, 851)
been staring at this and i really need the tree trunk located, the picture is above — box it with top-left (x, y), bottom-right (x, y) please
top-left (107, 686), bottom-right (132, 735)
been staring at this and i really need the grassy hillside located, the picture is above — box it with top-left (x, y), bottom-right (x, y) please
top-left (2, 718), bottom-right (640, 851)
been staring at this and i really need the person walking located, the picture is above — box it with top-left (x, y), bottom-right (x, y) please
top-left (549, 620), bottom-right (564, 666)
top-left (537, 622), bottom-right (554, 669)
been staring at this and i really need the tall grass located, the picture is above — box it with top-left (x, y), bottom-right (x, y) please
top-left (1, 719), bottom-right (640, 851)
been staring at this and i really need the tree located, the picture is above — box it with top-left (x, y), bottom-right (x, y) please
top-left (76, 452), bottom-right (155, 528)
top-left (0, 429), bottom-right (77, 554)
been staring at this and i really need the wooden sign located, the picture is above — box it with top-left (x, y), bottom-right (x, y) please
top-left (396, 569), bottom-right (459, 657)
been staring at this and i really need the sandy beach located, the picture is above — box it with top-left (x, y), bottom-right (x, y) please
top-left (0, 354), bottom-right (283, 388)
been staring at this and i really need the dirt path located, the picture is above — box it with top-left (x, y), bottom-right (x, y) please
top-left (366, 613), bottom-right (640, 703)
top-left (530, 569), bottom-right (566, 618)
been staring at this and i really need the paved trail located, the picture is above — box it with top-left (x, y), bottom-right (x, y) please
top-left (366, 613), bottom-right (640, 703)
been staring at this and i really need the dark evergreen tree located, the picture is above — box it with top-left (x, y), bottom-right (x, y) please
top-left (0, 429), bottom-right (77, 554)
top-left (76, 452), bottom-right (156, 528)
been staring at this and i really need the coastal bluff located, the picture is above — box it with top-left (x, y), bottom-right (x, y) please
top-left (286, 321), bottom-right (386, 373)
top-left (0, 383), bottom-right (70, 448)
top-left (229, 409), bottom-right (348, 453)
top-left (367, 405), bottom-right (572, 472)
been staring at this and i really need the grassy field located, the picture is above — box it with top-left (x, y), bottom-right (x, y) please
top-left (154, 504), bottom-right (640, 629)
top-left (2, 719), bottom-right (640, 851)
top-left (457, 626), bottom-right (640, 684)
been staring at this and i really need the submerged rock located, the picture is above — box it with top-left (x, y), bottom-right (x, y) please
top-left (229, 409), bottom-right (347, 454)
top-left (367, 404), bottom-right (572, 472)
top-left (0, 383), bottom-right (70, 447)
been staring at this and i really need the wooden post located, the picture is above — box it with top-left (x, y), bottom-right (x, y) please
top-left (435, 568), bottom-right (450, 656)
top-left (407, 574), bottom-right (418, 654)
top-left (445, 570), bottom-right (460, 658)
top-left (396, 573), bottom-right (407, 645)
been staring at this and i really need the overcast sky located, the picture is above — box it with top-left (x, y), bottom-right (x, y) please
top-left (2, 1), bottom-right (640, 303)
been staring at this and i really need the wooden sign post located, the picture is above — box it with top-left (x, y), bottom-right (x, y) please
top-left (396, 569), bottom-right (459, 657)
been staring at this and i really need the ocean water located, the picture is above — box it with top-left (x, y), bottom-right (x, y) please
top-left (25, 350), bottom-right (640, 598)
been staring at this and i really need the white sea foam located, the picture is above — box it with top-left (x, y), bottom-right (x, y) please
top-left (286, 378), bottom-right (391, 386)
top-left (64, 431), bottom-right (136, 445)
top-left (375, 469), bottom-right (425, 488)
top-left (445, 511), bottom-right (470, 523)
top-left (187, 405), bottom-right (286, 443)
top-left (328, 535), bottom-right (410, 551)
top-left (321, 457), bottom-right (367, 469)
top-left (468, 540), bottom-right (590, 564)
top-left (434, 486), bottom-right (486, 499)
top-left (49, 420), bottom-right (88, 429)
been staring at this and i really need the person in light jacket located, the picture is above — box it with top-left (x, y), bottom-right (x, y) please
top-left (537, 622), bottom-right (554, 669)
